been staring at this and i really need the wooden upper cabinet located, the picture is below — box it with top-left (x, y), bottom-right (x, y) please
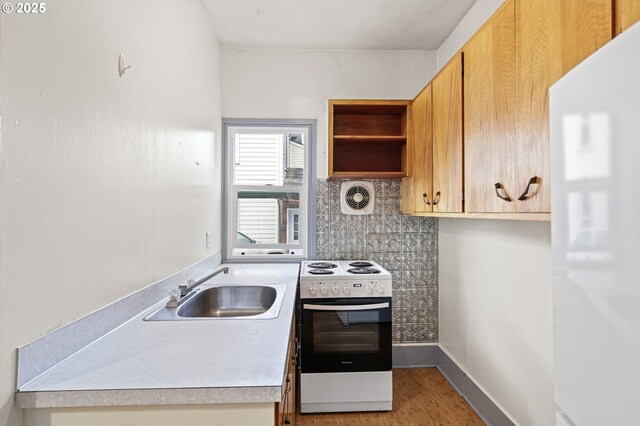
top-left (432, 55), bottom-right (463, 213)
top-left (464, 0), bottom-right (611, 214)
top-left (328, 100), bottom-right (411, 179)
top-left (559, 0), bottom-right (612, 73)
top-left (515, 0), bottom-right (611, 213)
top-left (615, 0), bottom-right (640, 35)
top-left (464, 0), bottom-right (517, 213)
top-left (411, 84), bottom-right (433, 213)
top-left (400, 176), bottom-right (414, 214)
top-left (402, 0), bottom-right (614, 219)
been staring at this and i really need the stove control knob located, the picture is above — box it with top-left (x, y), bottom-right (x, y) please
top-left (308, 286), bottom-right (317, 296)
top-left (320, 286), bottom-right (328, 295)
top-left (343, 285), bottom-right (351, 295)
top-left (331, 286), bottom-right (339, 295)
top-left (376, 285), bottom-right (384, 294)
top-left (365, 285), bottom-right (373, 295)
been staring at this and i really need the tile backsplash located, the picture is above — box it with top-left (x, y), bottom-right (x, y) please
top-left (315, 179), bottom-right (438, 343)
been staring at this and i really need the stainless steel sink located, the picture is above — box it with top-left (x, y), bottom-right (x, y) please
top-left (144, 284), bottom-right (285, 321)
top-left (179, 286), bottom-right (276, 318)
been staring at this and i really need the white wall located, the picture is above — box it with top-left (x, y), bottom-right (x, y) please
top-left (222, 48), bottom-right (437, 177)
top-left (436, 1), bottom-right (555, 425)
top-left (0, 1), bottom-right (222, 425)
top-left (436, 0), bottom-right (505, 69)
top-left (439, 219), bottom-right (553, 425)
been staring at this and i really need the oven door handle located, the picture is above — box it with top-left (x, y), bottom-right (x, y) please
top-left (303, 302), bottom-right (389, 311)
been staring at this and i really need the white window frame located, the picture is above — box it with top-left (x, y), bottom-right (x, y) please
top-left (223, 122), bottom-right (314, 261)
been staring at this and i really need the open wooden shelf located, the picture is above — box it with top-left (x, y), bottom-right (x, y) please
top-left (329, 99), bottom-right (411, 179)
top-left (333, 135), bottom-right (407, 143)
top-left (329, 171), bottom-right (407, 180)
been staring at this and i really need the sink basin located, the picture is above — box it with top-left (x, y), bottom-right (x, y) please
top-left (178, 286), bottom-right (276, 318)
top-left (143, 284), bottom-right (285, 321)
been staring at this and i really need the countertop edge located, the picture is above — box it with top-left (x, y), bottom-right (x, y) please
top-left (15, 385), bottom-right (283, 409)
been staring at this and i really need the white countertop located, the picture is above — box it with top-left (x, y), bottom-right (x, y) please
top-left (16, 263), bottom-right (300, 408)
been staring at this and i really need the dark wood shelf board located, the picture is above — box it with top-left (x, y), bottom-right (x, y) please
top-left (333, 135), bottom-right (407, 142)
top-left (329, 172), bottom-right (406, 179)
top-left (332, 101), bottom-right (410, 115)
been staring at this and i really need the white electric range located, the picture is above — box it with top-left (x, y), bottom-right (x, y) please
top-left (299, 260), bottom-right (393, 413)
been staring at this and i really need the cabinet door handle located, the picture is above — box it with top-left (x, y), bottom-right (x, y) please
top-left (422, 192), bottom-right (431, 205)
top-left (494, 183), bottom-right (512, 202)
top-left (432, 191), bottom-right (441, 205)
top-left (517, 176), bottom-right (540, 201)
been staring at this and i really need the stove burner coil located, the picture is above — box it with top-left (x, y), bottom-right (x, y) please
top-left (347, 267), bottom-right (381, 274)
top-left (308, 269), bottom-right (334, 275)
top-left (308, 262), bottom-right (338, 269)
top-left (349, 261), bottom-right (374, 268)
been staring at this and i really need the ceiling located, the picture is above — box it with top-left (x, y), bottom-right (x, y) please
top-left (201, 0), bottom-right (477, 50)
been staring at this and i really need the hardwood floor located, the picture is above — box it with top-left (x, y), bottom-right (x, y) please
top-left (297, 368), bottom-right (484, 426)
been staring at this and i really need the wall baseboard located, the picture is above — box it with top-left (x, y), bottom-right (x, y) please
top-left (17, 253), bottom-right (222, 389)
top-left (392, 344), bottom-right (439, 368)
top-left (393, 344), bottom-right (515, 426)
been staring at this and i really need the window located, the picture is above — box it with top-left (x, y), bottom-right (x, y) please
top-left (223, 121), bottom-right (314, 260)
top-left (287, 209), bottom-right (300, 244)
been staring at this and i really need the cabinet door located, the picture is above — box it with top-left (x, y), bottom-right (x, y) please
top-left (559, 0), bottom-right (612, 73)
top-left (400, 177), bottom-right (414, 214)
top-left (277, 321), bottom-right (296, 426)
top-left (464, 0), bottom-right (517, 213)
top-left (615, 0), bottom-right (640, 35)
top-left (515, 0), bottom-right (611, 212)
top-left (432, 55), bottom-right (463, 213)
top-left (285, 354), bottom-right (296, 425)
top-left (411, 84), bottom-right (433, 213)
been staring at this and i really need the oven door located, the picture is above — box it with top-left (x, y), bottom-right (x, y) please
top-left (301, 297), bottom-right (392, 373)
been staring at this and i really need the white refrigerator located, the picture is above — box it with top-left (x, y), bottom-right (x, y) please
top-left (550, 22), bottom-right (640, 426)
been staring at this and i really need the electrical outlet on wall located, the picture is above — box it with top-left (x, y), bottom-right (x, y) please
top-left (205, 232), bottom-right (211, 249)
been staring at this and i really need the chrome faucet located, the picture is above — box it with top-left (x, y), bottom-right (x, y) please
top-left (178, 278), bottom-right (198, 297)
top-left (166, 266), bottom-right (230, 308)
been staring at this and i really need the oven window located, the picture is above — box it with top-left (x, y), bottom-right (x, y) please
top-left (301, 297), bottom-right (392, 373)
top-left (313, 311), bottom-right (381, 354)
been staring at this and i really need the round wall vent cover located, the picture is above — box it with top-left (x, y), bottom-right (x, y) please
top-left (340, 181), bottom-right (375, 215)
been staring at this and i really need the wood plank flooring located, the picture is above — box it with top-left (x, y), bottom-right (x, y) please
top-left (297, 368), bottom-right (484, 426)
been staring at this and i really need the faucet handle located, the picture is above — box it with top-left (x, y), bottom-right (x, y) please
top-left (166, 287), bottom-right (182, 308)
top-left (168, 288), bottom-right (181, 302)
top-left (178, 278), bottom-right (195, 296)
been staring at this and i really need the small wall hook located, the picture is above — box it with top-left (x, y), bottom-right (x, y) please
top-left (118, 54), bottom-right (132, 77)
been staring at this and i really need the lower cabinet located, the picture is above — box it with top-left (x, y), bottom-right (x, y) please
top-left (24, 404), bottom-right (277, 426)
top-left (276, 319), bottom-right (297, 426)
top-left (24, 319), bottom-right (299, 426)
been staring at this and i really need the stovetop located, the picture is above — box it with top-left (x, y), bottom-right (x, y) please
top-left (301, 260), bottom-right (391, 278)
top-left (300, 260), bottom-right (392, 298)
